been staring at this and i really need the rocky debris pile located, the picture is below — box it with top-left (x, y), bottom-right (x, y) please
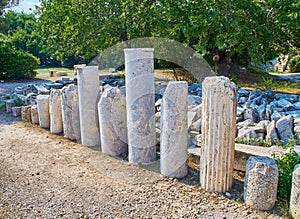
top-left (235, 89), bottom-right (300, 145)
top-left (156, 84), bottom-right (300, 147)
top-left (3, 74), bottom-right (300, 147)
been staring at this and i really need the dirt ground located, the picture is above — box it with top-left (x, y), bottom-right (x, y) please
top-left (0, 110), bottom-right (285, 218)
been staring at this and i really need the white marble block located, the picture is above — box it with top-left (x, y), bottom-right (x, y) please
top-left (98, 85), bottom-right (127, 156)
top-left (36, 95), bottom-right (50, 129)
top-left (124, 48), bottom-right (156, 164)
top-left (160, 81), bottom-right (188, 178)
top-left (200, 76), bottom-right (236, 192)
top-left (244, 156), bottom-right (278, 210)
top-left (31, 105), bottom-right (39, 125)
top-left (290, 164), bottom-right (300, 218)
top-left (61, 84), bottom-right (81, 141)
top-left (77, 66), bottom-right (100, 146)
top-left (49, 89), bottom-right (63, 134)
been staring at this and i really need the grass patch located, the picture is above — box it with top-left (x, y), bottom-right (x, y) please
top-left (246, 67), bottom-right (270, 75)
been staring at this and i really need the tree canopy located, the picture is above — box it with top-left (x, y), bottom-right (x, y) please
top-left (1, 0), bottom-right (299, 73)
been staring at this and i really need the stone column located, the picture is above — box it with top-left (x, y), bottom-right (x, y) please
top-left (31, 105), bottom-right (39, 125)
top-left (124, 48), bottom-right (156, 164)
top-left (98, 85), bottom-right (127, 156)
top-left (160, 81), bottom-right (188, 178)
top-left (72, 85), bottom-right (81, 142)
top-left (36, 95), bottom-right (50, 129)
top-left (200, 76), bottom-right (236, 192)
top-left (290, 164), bottom-right (300, 218)
top-left (77, 66), bottom-right (100, 146)
top-left (49, 89), bottom-right (63, 134)
top-left (21, 106), bottom-right (31, 122)
top-left (12, 106), bottom-right (21, 117)
top-left (6, 100), bottom-right (16, 113)
top-left (244, 156), bottom-right (278, 210)
top-left (61, 84), bottom-right (81, 141)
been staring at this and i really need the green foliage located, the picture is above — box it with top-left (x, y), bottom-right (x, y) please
top-left (117, 73), bottom-right (125, 79)
top-left (288, 56), bottom-right (300, 73)
top-left (1, 11), bottom-right (58, 66)
top-left (0, 34), bottom-right (39, 80)
top-left (235, 137), bottom-right (273, 147)
top-left (247, 67), bottom-right (269, 75)
top-left (273, 147), bottom-right (300, 201)
top-left (229, 74), bottom-right (238, 85)
top-left (258, 77), bottom-right (273, 91)
top-left (14, 97), bottom-right (24, 107)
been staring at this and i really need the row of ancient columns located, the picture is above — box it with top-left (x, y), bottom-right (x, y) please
top-left (71, 49), bottom-right (236, 193)
top-left (22, 48), bottom-right (299, 216)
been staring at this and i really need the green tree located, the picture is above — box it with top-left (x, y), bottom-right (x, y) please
top-left (37, 0), bottom-right (299, 73)
top-left (2, 11), bottom-right (58, 65)
top-left (0, 34), bottom-right (39, 80)
top-left (37, 0), bottom-right (161, 67)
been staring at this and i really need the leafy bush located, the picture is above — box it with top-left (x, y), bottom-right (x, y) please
top-left (288, 56), bottom-right (300, 73)
top-left (0, 34), bottom-right (39, 80)
top-left (273, 147), bottom-right (300, 201)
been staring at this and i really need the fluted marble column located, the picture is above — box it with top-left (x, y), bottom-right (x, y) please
top-left (200, 76), bottom-right (236, 192)
top-left (160, 81), bottom-right (188, 178)
top-left (124, 48), bottom-right (156, 164)
top-left (77, 66), bottom-right (100, 147)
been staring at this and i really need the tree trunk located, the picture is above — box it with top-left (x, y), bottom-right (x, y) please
top-left (213, 50), bottom-right (231, 77)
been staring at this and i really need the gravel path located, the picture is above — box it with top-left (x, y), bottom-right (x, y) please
top-left (0, 111), bottom-right (284, 218)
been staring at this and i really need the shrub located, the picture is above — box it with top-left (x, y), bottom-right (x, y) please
top-left (0, 35), bottom-right (39, 80)
top-left (288, 56), bottom-right (300, 73)
top-left (273, 147), bottom-right (300, 201)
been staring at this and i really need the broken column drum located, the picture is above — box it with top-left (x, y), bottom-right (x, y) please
top-left (200, 76), bottom-right (237, 192)
top-left (124, 48), bottom-right (156, 164)
top-left (61, 84), bottom-right (81, 141)
top-left (244, 156), bottom-right (278, 210)
top-left (98, 85), bottom-right (128, 156)
top-left (36, 95), bottom-right (50, 129)
top-left (160, 81), bottom-right (188, 178)
top-left (77, 66), bottom-right (100, 147)
top-left (50, 89), bottom-right (63, 134)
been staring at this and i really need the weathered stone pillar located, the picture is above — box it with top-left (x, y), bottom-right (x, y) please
top-left (290, 164), bottom-right (300, 218)
top-left (31, 105), bottom-right (39, 125)
top-left (49, 89), bottom-right (63, 134)
top-left (200, 76), bottom-right (236, 192)
top-left (72, 85), bottom-right (81, 142)
top-left (124, 48), bottom-right (156, 164)
top-left (36, 95), bottom-right (50, 129)
top-left (77, 66), bottom-right (100, 146)
top-left (160, 81), bottom-right (188, 178)
top-left (21, 106), bottom-right (31, 122)
top-left (61, 84), bottom-right (81, 141)
top-left (6, 100), bottom-right (15, 113)
top-left (244, 156), bottom-right (278, 210)
top-left (98, 85), bottom-right (127, 156)
top-left (12, 106), bottom-right (21, 117)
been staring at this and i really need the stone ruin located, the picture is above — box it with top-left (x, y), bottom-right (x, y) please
top-left (3, 48), bottom-right (300, 215)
